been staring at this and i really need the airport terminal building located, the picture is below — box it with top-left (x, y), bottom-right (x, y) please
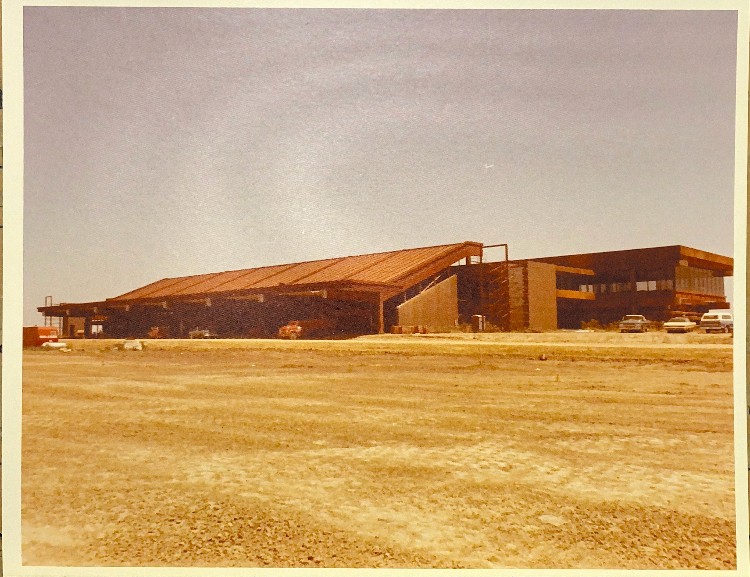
top-left (38, 242), bottom-right (733, 338)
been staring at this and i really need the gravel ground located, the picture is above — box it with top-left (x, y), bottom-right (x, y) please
top-left (21, 333), bottom-right (736, 569)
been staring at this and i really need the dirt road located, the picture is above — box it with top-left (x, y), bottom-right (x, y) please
top-left (22, 332), bottom-right (736, 568)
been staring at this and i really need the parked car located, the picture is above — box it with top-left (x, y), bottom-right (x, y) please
top-left (699, 311), bottom-right (733, 333)
top-left (663, 317), bottom-right (697, 333)
top-left (670, 310), bottom-right (701, 324)
top-left (618, 315), bottom-right (651, 333)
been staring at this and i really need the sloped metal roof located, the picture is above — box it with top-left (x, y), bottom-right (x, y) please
top-left (107, 242), bottom-right (484, 303)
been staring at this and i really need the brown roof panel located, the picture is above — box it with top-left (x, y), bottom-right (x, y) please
top-left (110, 276), bottom-right (203, 301)
top-left (100, 242), bottom-right (482, 304)
top-left (245, 258), bottom-right (343, 288)
top-left (131, 272), bottom-right (222, 300)
top-left (295, 251), bottom-right (401, 284)
top-left (348, 244), bottom-right (461, 284)
top-left (171, 263), bottom-right (295, 296)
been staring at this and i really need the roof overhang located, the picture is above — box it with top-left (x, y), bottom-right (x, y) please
top-left (678, 246), bottom-right (733, 276)
top-left (554, 265), bottom-right (596, 276)
top-left (556, 289), bottom-right (596, 300)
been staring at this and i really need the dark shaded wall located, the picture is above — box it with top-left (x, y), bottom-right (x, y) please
top-left (62, 316), bottom-right (86, 338)
top-left (508, 264), bottom-right (526, 331)
top-left (102, 296), bottom-right (375, 339)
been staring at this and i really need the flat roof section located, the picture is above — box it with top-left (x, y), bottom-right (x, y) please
top-left (527, 245), bottom-right (733, 276)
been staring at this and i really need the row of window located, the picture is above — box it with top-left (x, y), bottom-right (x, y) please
top-left (571, 277), bottom-right (724, 295)
top-left (675, 265), bottom-right (725, 296)
top-left (675, 276), bottom-right (724, 296)
top-left (573, 279), bottom-right (674, 294)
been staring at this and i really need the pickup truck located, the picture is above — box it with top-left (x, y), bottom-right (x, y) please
top-left (278, 319), bottom-right (332, 340)
top-left (618, 315), bottom-right (651, 333)
top-left (699, 311), bottom-right (733, 333)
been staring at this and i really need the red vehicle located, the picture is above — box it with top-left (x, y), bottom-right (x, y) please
top-left (278, 319), bottom-right (332, 340)
top-left (23, 326), bottom-right (60, 347)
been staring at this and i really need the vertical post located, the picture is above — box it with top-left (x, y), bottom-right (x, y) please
top-left (503, 244), bottom-right (509, 331)
top-left (378, 294), bottom-right (384, 334)
top-left (44, 295), bottom-right (53, 327)
top-left (479, 245), bottom-right (485, 320)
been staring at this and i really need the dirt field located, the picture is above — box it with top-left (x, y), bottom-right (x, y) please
top-left (22, 331), bottom-right (736, 569)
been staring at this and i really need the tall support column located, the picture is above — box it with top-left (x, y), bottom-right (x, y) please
top-left (378, 294), bottom-right (385, 334)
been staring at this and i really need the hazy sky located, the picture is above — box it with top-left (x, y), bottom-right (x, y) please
top-left (23, 7), bottom-right (739, 323)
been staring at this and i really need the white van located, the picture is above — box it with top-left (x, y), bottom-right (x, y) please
top-left (699, 311), bottom-right (733, 333)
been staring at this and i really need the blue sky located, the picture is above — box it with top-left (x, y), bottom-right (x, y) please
top-left (23, 8), bottom-right (739, 323)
